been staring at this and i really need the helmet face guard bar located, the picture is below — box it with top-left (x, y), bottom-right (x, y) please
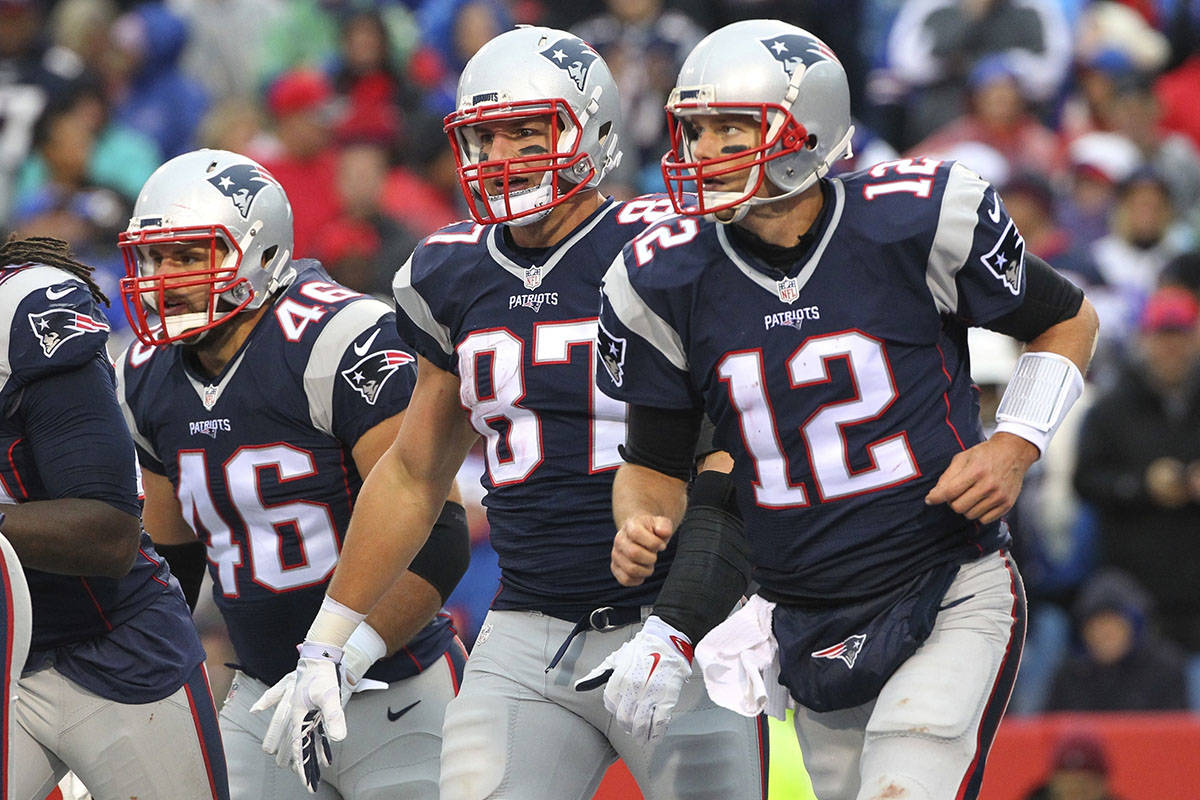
top-left (444, 98), bottom-right (596, 224)
top-left (118, 224), bottom-right (251, 346)
top-left (661, 100), bottom-right (809, 217)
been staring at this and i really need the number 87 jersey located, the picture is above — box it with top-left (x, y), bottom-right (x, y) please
top-left (598, 160), bottom-right (1028, 605)
top-left (393, 195), bottom-right (682, 613)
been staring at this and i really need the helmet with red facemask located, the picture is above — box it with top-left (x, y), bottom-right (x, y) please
top-left (444, 26), bottom-right (623, 226)
top-left (662, 20), bottom-right (854, 223)
top-left (118, 149), bottom-right (295, 346)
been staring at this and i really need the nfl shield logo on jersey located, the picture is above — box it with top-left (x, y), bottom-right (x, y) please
top-left (340, 349), bottom-right (415, 405)
top-left (524, 266), bottom-right (542, 290)
top-left (776, 276), bottom-right (800, 304)
top-left (27, 309), bottom-right (109, 357)
top-left (980, 221), bottom-right (1025, 296)
top-left (811, 633), bottom-right (867, 668)
top-left (597, 317), bottom-right (626, 387)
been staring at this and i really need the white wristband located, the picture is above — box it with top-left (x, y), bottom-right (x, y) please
top-left (342, 621), bottom-right (387, 686)
top-left (305, 595), bottom-right (367, 649)
top-left (994, 351), bottom-right (1084, 456)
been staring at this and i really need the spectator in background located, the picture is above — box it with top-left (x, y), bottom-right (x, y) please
top-left (1074, 286), bottom-right (1200, 655)
top-left (1001, 171), bottom-right (1102, 289)
top-left (1058, 131), bottom-right (1143, 253)
top-left (410, 0), bottom-right (512, 118)
top-left (0, 0), bottom-right (82, 226)
top-left (1157, 0), bottom-right (1200, 152)
top-left (573, 0), bottom-right (706, 194)
top-left (1024, 731), bottom-right (1122, 800)
top-left (104, 3), bottom-right (209, 159)
top-left (259, 67), bottom-right (342, 259)
top-left (885, 0), bottom-right (1071, 149)
top-left (1160, 249), bottom-right (1200, 297)
top-left (907, 54), bottom-right (1065, 182)
top-left (1044, 569), bottom-right (1188, 712)
top-left (46, 0), bottom-right (119, 81)
top-left (170, 0), bottom-right (283, 100)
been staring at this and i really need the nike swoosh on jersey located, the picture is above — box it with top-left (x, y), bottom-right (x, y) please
top-left (353, 328), bottom-right (382, 357)
top-left (387, 700), bottom-right (421, 721)
top-left (987, 191), bottom-right (1001, 223)
top-left (45, 285), bottom-right (75, 301)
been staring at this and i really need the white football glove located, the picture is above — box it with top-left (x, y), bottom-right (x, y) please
top-left (255, 622), bottom-right (388, 765)
top-left (574, 615), bottom-right (693, 743)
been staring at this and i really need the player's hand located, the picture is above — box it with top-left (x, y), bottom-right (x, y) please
top-left (574, 615), bottom-right (693, 742)
top-left (924, 432), bottom-right (1038, 524)
top-left (250, 643), bottom-right (345, 793)
top-left (611, 515), bottom-right (674, 586)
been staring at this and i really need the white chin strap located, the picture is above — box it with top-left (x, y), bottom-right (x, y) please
top-left (487, 173), bottom-right (555, 226)
top-left (162, 310), bottom-right (224, 342)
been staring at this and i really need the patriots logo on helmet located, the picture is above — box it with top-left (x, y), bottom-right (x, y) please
top-left (207, 164), bottom-right (281, 220)
top-left (811, 633), bottom-right (867, 668)
top-left (27, 309), bottom-right (109, 357)
top-left (340, 349), bottom-right (415, 405)
top-left (760, 34), bottom-right (840, 79)
top-left (540, 37), bottom-right (599, 92)
top-left (980, 220), bottom-right (1025, 296)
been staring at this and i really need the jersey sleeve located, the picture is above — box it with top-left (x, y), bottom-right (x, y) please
top-left (18, 355), bottom-right (140, 516)
top-left (2, 268), bottom-right (111, 389)
top-left (391, 245), bottom-right (456, 374)
top-left (305, 297), bottom-right (417, 447)
top-left (114, 346), bottom-right (166, 476)
top-left (923, 161), bottom-right (1027, 325)
top-left (596, 242), bottom-right (701, 411)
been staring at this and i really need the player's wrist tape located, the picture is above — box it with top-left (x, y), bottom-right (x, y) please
top-left (994, 351), bottom-right (1084, 456)
top-left (305, 595), bottom-right (366, 649)
top-left (342, 621), bottom-right (387, 685)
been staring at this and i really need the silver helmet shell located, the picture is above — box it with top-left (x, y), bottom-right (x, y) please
top-left (118, 149), bottom-right (295, 345)
top-left (662, 20), bottom-right (854, 221)
top-left (445, 26), bottom-right (623, 225)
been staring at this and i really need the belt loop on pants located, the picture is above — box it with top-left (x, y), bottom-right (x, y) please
top-left (544, 605), bottom-right (644, 673)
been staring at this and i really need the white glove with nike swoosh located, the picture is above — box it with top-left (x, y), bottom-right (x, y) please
top-left (574, 615), bottom-right (693, 742)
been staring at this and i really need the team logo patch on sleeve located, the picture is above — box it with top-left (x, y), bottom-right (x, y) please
top-left (540, 37), bottom-right (599, 91)
top-left (596, 317), bottom-right (626, 387)
top-left (340, 349), bottom-right (415, 405)
top-left (27, 309), bottom-right (109, 357)
top-left (980, 220), bottom-right (1025, 296)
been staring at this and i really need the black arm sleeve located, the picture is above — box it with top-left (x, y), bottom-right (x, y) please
top-left (156, 541), bottom-right (207, 611)
top-left (619, 404), bottom-right (704, 482)
top-left (984, 254), bottom-right (1085, 342)
top-left (407, 500), bottom-right (470, 604)
top-left (652, 470), bottom-right (752, 642)
top-left (17, 355), bottom-right (140, 516)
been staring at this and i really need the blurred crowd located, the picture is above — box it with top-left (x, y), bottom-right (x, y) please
top-left (4, 0), bottom-right (1200, 721)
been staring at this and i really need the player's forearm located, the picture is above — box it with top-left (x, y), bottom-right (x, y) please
top-left (364, 571), bottom-right (443, 655)
top-left (1023, 295), bottom-right (1099, 374)
top-left (613, 463), bottom-right (689, 531)
top-left (1, 499), bottom-right (140, 578)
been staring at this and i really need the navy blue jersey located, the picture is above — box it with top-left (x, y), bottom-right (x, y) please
top-left (119, 261), bottom-right (454, 685)
top-left (0, 262), bottom-right (204, 702)
top-left (393, 196), bottom-right (684, 614)
top-left (598, 160), bottom-right (1027, 603)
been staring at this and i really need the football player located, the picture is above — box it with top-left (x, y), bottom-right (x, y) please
top-left (0, 235), bottom-right (228, 799)
top-left (262, 26), bottom-right (768, 800)
top-left (586, 19), bottom-right (1100, 800)
top-left (0, 530), bottom-right (31, 800)
top-left (114, 150), bottom-right (470, 799)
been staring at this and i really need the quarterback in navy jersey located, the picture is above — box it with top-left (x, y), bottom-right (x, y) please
top-left (115, 150), bottom-right (469, 799)
top-left (590, 20), bottom-right (1099, 800)
top-left (0, 236), bottom-right (227, 800)
top-left (269, 27), bottom-right (767, 800)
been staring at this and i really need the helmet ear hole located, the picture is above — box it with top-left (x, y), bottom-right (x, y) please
top-left (805, 134), bottom-right (818, 150)
top-left (261, 245), bottom-right (278, 268)
top-left (598, 121), bottom-right (612, 143)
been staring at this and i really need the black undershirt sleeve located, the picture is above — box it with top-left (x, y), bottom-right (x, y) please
top-left (983, 253), bottom-right (1084, 342)
top-left (619, 405), bottom-right (705, 481)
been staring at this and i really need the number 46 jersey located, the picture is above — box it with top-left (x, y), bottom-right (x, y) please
top-left (118, 261), bottom-right (454, 686)
top-left (599, 160), bottom-right (1029, 604)
top-left (393, 196), bottom-right (684, 616)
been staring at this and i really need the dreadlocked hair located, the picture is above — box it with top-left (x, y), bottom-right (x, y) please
top-left (0, 235), bottom-right (109, 306)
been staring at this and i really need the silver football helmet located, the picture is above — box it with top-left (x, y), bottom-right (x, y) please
top-left (118, 149), bottom-right (295, 345)
top-left (444, 25), bottom-right (623, 226)
top-left (661, 20), bottom-right (854, 222)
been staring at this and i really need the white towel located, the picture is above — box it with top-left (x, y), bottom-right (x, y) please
top-left (695, 595), bottom-right (792, 720)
